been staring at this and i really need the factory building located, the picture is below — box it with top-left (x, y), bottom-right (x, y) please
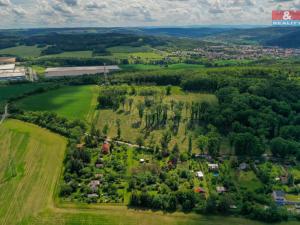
top-left (45, 65), bottom-right (120, 78)
top-left (0, 64), bottom-right (26, 81)
top-left (0, 57), bottom-right (16, 64)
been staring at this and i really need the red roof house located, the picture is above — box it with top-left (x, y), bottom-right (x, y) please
top-left (194, 187), bottom-right (206, 194)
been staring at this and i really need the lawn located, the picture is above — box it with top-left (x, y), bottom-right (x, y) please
top-left (16, 85), bottom-right (99, 121)
top-left (1, 119), bottom-right (294, 225)
top-left (0, 45), bottom-right (44, 57)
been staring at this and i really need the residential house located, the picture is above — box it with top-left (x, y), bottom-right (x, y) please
top-left (208, 163), bottom-right (219, 171)
top-left (89, 180), bottom-right (101, 193)
top-left (272, 190), bottom-right (286, 206)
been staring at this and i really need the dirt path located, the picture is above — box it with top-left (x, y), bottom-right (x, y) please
top-left (0, 104), bottom-right (9, 125)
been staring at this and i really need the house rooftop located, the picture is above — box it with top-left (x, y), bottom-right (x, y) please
top-left (273, 190), bottom-right (285, 198)
top-left (196, 171), bottom-right (204, 178)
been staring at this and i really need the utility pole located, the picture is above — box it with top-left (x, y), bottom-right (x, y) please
top-left (104, 63), bottom-right (109, 85)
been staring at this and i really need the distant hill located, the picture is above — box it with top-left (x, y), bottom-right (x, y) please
top-left (1, 27), bottom-right (299, 49)
top-left (136, 27), bottom-right (233, 38)
top-left (204, 27), bottom-right (300, 48)
top-left (264, 29), bottom-right (300, 48)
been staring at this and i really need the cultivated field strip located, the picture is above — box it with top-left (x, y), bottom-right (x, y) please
top-left (0, 120), bottom-right (67, 225)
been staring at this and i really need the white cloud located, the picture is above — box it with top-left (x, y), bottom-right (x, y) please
top-left (0, 0), bottom-right (298, 28)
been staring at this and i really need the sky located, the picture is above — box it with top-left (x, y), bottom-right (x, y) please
top-left (0, 0), bottom-right (299, 28)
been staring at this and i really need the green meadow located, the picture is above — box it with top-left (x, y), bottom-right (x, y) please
top-left (16, 85), bottom-right (99, 121)
top-left (0, 45), bottom-right (44, 57)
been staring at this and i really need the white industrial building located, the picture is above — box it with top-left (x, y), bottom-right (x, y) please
top-left (45, 65), bottom-right (120, 78)
top-left (0, 64), bottom-right (27, 81)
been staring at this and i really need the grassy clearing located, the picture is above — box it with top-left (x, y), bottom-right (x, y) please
top-left (120, 63), bottom-right (205, 71)
top-left (17, 85), bottom-right (99, 121)
top-left (237, 171), bottom-right (263, 192)
top-left (96, 86), bottom-right (218, 152)
top-left (0, 45), bottom-right (44, 57)
top-left (0, 119), bottom-right (67, 225)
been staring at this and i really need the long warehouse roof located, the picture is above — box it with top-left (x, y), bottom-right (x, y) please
top-left (0, 64), bottom-right (16, 70)
top-left (45, 65), bottom-right (120, 72)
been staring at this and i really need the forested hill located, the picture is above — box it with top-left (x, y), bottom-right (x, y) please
top-left (204, 27), bottom-right (300, 48)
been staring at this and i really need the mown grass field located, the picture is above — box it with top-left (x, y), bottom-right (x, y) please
top-left (40, 51), bottom-right (94, 59)
top-left (0, 119), bottom-right (67, 225)
top-left (0, 45), bottom-right (44, 57)
top-left (17, 85), bottom-right (99, 121)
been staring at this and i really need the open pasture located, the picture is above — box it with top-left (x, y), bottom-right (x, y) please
top-left (0, 45), bottom-right (44, 58)
top-left (16, 85), bottom-right (99, 121)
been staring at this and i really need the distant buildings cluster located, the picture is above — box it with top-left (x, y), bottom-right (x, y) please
top-left (0, 57), bottom-right (26, 81)
top-left (171, 45), bottom-right (300, 60)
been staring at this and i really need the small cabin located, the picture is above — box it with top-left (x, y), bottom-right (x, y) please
top-left (216, 186), bottom-right (226, 193)
top-left (239, 163), bottom-right (248, 171)
top-left (87, 193), bottom-right (99, 198)
top-left (196, 171), bottom-right (204, 180)
top-left (208, 163), bottom-right (219, 171)
top-left (89, 180), bottom-right (101, 193)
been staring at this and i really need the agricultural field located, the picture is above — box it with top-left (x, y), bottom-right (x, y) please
top-left (40, 51), bottom-right (93, 59)
top-left (120, 63), bottom-right (205, 71)
top-left (0, 45), bottom-right (44, 58)
top-left (16, 85), bottom-right (99, 121)
top-left (0, 119), bottom-right (67, 225)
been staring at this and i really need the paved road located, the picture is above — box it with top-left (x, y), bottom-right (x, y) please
top-left (0, 104), bottom-right (9, 125)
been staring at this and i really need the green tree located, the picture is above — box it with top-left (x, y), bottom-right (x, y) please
top-left (116, 119), bottom-right (121, 138)
top-left (197, 135), bottom-right (209, 154)
top-left (188, 135), bottom-right (192, 156)
top-left (102, 123), bottom-right (109, 136)
top-left (166, 85), bottom-right (172, 96)
top-left (136, 136), bottom-right (145, 149)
